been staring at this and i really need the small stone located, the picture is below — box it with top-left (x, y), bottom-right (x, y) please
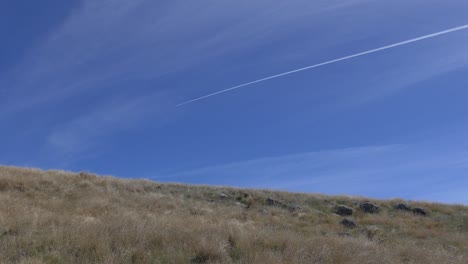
top-left (412, 207), bottom-right (427, 216)
top-left (79, 172), bottom-right (96, 178)
top-left (340, 218), bottom-right (357, 228)
top-left (359, 202), bottom-right (379, 213)
top-left (287, 204), bottom-right (302, 212)
top-left (265, 197), bottom-right (280, 206)
top-left (338, 232), bottom-right (352, 237)
top-left (394, 203), bottom-right (412, 212)
top-left (334, 205), bottom-right (353, 216)
top-left (235, 202), bottom-right (247, 208)
top-left (265, 197), bottom-right (301, 212)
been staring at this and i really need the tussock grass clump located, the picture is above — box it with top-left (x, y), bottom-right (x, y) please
top-left (0, 166), bottom-right (466, 263)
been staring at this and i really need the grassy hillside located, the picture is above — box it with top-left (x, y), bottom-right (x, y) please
top-left (0, 166), bottom-right (466, 264)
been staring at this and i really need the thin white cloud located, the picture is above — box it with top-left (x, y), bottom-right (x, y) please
top-left (154, 144), bottom-right (405, 183)
top-left (44, 92), bottom-right (171, 156)
top-left (0, 0), bottom-right (372, 115)
top-left (3, 0), bottom-right (467, 169)
top-left (153, 144), bottom-right (468, 204)
top-left (334, 46), bottom-right (468, 109)
top-left (177, 24), bottom-right (468, 106)
top-left (0, 0), bottom-right (378, 164)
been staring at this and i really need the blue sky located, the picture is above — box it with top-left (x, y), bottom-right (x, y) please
top-left (1, 0), bottom-right (468, 204)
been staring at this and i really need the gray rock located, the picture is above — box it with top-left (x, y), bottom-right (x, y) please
top-left (219, 193), bottom-right (229, 199)
top-left (334, 205), bottom-right (354, 216)
top-left (235, 202), bottom-right (248, 208)
top-left (394, 203), bottom-right (412, 212)
top-left (287, 204), bottom-right (302, 212)
top-left (359, 202), bottom-right (379, 213)
top-left (265, 197), bottom-right (282, 206)
top-left (412, 207), bottom-right (427, 216)
top-left (338, 232), bottom-right (352, 237)
top-left (265, 197), bottom-right (301, 212)
top-left (340, 218), bottom-right (357, 228)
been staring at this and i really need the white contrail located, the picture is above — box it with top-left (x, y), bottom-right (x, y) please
top-left (177, 24), bottom-right (468, 106)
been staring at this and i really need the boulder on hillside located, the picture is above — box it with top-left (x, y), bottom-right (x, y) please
top-left (235, 202), bottom-right (248, 208)
top-left (412, 207), bottom-right (427, 216)
top-left (219, 193), bottom-right (229, 199)
top-left (394, 203), bottom-right (412, 212)
top-left (340, 218), bottom-right (357, 228)
top-left (265, 197), bottom-right (282, 206)
top-left (359, 202), bottom-right (380, 213)
top-left (286, 204), bottom-right (302, 212)
top-left (334, 205), bottom-right (354, 216)
top-left (265, 197), bottom-right (301, 212)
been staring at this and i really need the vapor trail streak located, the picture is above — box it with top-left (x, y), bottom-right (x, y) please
top-left (177, 24), bottom-right (468, 106)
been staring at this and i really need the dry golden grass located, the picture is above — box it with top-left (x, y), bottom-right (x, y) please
top-left (0, 166), bottom-right (466, 264)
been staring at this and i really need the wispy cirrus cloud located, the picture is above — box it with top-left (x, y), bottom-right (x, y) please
top-left (2, 0), bottom-right (467, 171)
top-left (177, 24), bottom-right (468, 106)
top-left (2, 0), bottom-right (378, 163)
top-left (1, 0), bottom-right (373, 115)
top-left (3, 0), bottom-right (465, 114)
top-left (46, 94), bottom-right (156, 154)
top-left (153, 144), bottom-right (468, 204)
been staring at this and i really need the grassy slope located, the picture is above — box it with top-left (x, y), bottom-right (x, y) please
top-left (0, 166), bottom-right (466, 264)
